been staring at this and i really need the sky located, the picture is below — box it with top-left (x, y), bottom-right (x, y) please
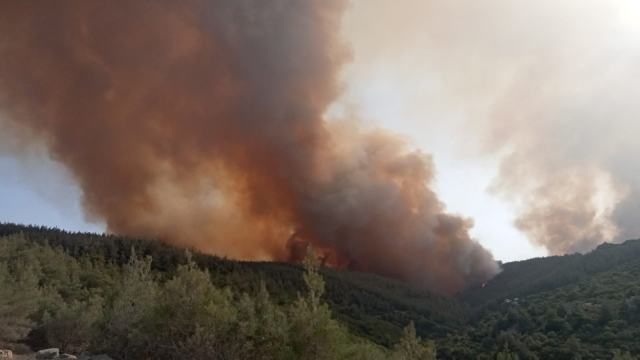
top-left (333, 0), bottom-right (551, 261)
top-left (2, 0), bottom-right (640, 263)
top-left (335, 0), bottom-right (640, 260)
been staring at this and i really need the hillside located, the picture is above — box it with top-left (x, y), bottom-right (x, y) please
top-left (1, 228), bottom-right (443, 360)
top-left (443, 257), bottom-right (640, 359)
top-left (3, 223), bottom-right (640, 360)
top-left (460, 239), bottom-right (640, 309)
top-left (0, 223), bottom-right (467, 347)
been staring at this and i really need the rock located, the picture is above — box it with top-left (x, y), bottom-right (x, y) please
top-left (0, 350), bottom-right (12, 360)
top-left (35, 349), bottom-right (59, 359)
top-left (77, 354), bottom-right (91, 360)
top-left (58, 355), bottom-right (77, 359)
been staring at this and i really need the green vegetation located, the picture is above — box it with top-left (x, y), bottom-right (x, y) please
top-left (448, 257), bottom-right (640, 359)
top-left (0, 223), bottom-right (466, 347)
top-left (0, 229), bottom-right (436, 359)
top-left (2, 223), bottom-right (640, 359)
top-left (461, 240), bottom-right (640, 309)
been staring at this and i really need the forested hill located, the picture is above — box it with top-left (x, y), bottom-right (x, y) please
top-left (447, 255), bottom-right (640, 359)
top-left (0, 223), bottom-right (467, 346)
top-left (4, 222), bottom-right (640, 359)
top-left (460, 238), bottom-right (640, 310)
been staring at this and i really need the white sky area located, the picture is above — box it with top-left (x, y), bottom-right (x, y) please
top-left (3, 0), bottom-right (640, 262)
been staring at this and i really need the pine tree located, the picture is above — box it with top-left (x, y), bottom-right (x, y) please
top-left (289, 246), bottom-right (347, 360)
top-left (0, 235), bottom-right (41, 344)
top-left (96, 248), bottom-right (158, 359)
top-left (42, 297), bottom-right (103, 354)
top-left (496, 344), bottom-right (519, 360)
top-left (303, 245), bottom-right (325, 313)
top-left (153, 251), bottom-right (236, 360)
top-left (393, 321), bottom-right (437, 360)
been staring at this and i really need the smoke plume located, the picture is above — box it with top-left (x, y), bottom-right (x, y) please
top-left (345, 0), bottom-right (640, 255)
top-left (0, 1), bottom-right (498, 294)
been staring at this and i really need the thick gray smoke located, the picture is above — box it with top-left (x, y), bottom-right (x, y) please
top-left (0, 0), bottom-right (498, 294)
top-left (346, 0), bottom-right (640, 254)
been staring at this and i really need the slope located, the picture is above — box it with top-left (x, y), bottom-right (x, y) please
top-left (0, 223), bottom-right (467, 346)
top-left (443, 257), bottom-right (640, 360)
top-left (460, 239), bottom-right (640, 309)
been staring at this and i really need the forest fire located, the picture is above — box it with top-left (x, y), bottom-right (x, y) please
top-left (0, 0), bottom-right (498, 294)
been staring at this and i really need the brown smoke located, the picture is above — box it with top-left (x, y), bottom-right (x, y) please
top-left (0, 0), bottom-right (498, 294)
top-left (345, 0), bottom-right (640, 255)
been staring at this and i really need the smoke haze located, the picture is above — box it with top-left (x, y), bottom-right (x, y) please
top-left (0, 0), bottom-right (498, 294)
top-left (345, 0), bottom-right (640, 255)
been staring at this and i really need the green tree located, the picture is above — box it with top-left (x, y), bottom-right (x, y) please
top-left (303, 246), bottom-right (325, 312)
top-left (496, 344), bottom-right (519, 360)
top-left (612, 350), bottom-right (637, 360)
top-left (289, 246), bottom-right (350, 360)
top-left (41, 296), bottom-right (104, 353)
top-left (152, 252), bottom-right (236, 360)
top-left (0, 235), bottom-right (41, 344)
top-left (234, 281), bottom-right (290, 359)
top-left (95, 249), bottom-right (158, 359)
top-left (392, 321), bottom-right (437, 360)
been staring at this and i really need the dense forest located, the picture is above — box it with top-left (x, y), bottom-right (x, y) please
top-left (1, 223), bottom-right (640, 359)
top-left (452, 258), bottom-right (640, 359)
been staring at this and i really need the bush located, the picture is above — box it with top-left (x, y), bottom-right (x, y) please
top-left (42, 297), bottom-right (103, 353)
